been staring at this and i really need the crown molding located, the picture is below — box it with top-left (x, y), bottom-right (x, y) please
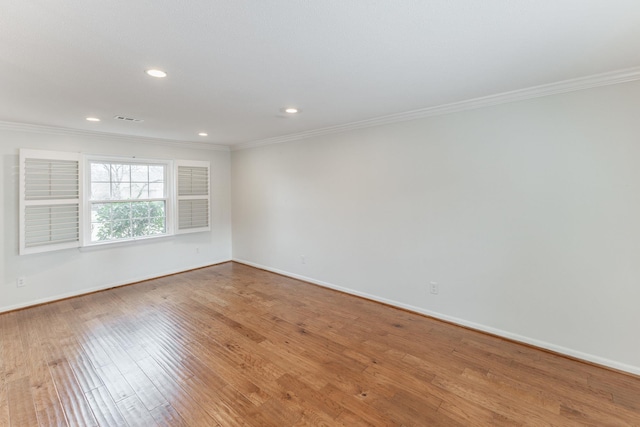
top-left (232, 66), bottom-right (640, 151)
top-left (0, 121), bottom-right (231, 152)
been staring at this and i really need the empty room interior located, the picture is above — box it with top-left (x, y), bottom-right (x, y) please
top-left (2, 1), bottom-right (640, 425)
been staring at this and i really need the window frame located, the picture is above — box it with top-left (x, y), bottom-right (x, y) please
top-left (82, 155), bottom-right (175, 247)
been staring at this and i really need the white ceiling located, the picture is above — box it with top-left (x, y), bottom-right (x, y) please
top-left (2, 1), bottom-right (640, 148)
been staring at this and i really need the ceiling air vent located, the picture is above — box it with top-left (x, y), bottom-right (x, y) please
top-left (113, 115), bottom-right (144, 123)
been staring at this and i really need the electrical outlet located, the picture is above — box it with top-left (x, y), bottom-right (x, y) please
top-left (16, 277), bottom-right (25, 288)
top-left (301, 255), bottom-right (306, 264)
top-left (196, 247), bottom-right (200, 254)
top-left (429, 281), bottom-right (439, 295)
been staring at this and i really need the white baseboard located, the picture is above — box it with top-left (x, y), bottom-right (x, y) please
top-left (233, 258), bottom-right (640, 377)
top-left (0, 259), bottom-right (231, 314)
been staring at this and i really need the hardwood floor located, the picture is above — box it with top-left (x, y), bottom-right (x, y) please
top-left (1, 262), bottom-right (639, 426)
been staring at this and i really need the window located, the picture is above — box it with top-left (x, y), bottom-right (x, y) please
top-left (88, 160), bottom-right (169, 243)
top-left (20, 149), bottom-right (210, 255)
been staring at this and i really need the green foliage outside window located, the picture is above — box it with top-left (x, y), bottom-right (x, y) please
top-left (93, 201), bottom-right (165, 241)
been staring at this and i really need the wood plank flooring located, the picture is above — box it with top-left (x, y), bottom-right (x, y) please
top-left (1, 261), bottom-right (639, 426)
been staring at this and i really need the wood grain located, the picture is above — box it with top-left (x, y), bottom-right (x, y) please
top-left (1, 261), bottom-right (639, 426)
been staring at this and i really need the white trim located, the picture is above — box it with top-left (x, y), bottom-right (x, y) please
top-left (232, 258), bottom-right (640, 376)
top-left (0, 260), bottom-right (232, 314)
top-left (24, 199), bottom-right (79, 207)
top-left (0, 121), bottom-right (230, 152)
top-left (232, 66), bottom-right (640, 151)
top-left (79, 233), bottom-right (174, 250)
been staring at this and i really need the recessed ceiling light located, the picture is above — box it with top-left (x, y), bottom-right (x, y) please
top-left (146, 69), bottom-right (167, 78)
top-left (284, 108), bottom-right (299, 114)
top-left (198, 132), bottom-right (208, 137)
top-left (86, 117), bottom-right (100, 122)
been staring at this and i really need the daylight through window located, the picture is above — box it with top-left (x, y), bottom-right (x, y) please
top-left (89, 161), bottom-right (167, 242)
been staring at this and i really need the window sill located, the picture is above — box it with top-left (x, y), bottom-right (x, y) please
top-left (78, 233), bottom-right (175, 252)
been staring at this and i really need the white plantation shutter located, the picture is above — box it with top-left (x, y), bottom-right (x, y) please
top-left (20, 149), bottom-right (82, 254)
top-left (176, 160), bottom-right (210, 233)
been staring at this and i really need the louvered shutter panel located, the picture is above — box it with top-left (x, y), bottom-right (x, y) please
top-left (176, 160), bottom-right (210, 233)
top-left (20, 150), bottom-right (82, 254)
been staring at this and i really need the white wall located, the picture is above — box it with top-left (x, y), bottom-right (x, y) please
top-left (1, 126), bottom-right (232, 312)
top-left (232, 80), bottom-right (640, 374)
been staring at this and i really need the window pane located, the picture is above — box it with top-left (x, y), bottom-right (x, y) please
top-left (91, 203), bottom-right (111, 222)
top-left (132, 219), bottom-right (149, 237)
top-left (91, 163), bottom-right (110, 181)
top-left (149, 165), bottom-right (164, 182)
top-left (91, 221), bottom-right (111, 242)
top-left (131, 164), bottom-right (148, 182)
top-left (111, 220), bottom-right (131, 239)
top-left (130, 201), bottom-right (150, 219)
top-left (149, 201), bottom-right (165, 217)
top-left (148, 216), bottom-right (166, 235)
top-left (111, 164), bottom-right (130, 183)
top-left (130, 183), bottom-right (149, 199)
top-left (111, 182), bottom-right (131, 199)
top-left (111, 202), bottom-right (131, 221)
top-left (91, 183), bottom-right (111, 200)
top-left (149, 183), bottom-right (164, 198)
